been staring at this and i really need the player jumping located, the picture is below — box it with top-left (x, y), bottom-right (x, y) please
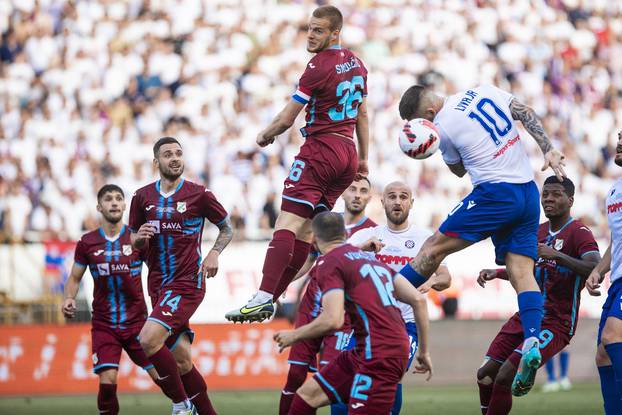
top-left (274, 212), bottom-right (432, 414)
top-left (226, 5), bottom-right (369, 323)
top-left (130, 137), bottom-right (233, 415)
top-left (397, 84), bottom-right (566, 396)
top-left (476, 176), bottom-right (600, 414)
top-left (587, 130), bottom-right (622, 414)
top-left (62, 185), bottom-right (164, 415)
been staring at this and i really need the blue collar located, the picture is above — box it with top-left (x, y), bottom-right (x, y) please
top-left (548, 217), bottom-right (574, 236)
top-left (156, 178), bottom-right (185, 198)
top-left (328, 44), bottom-right (342, 50)
top-left (99, 225), bottom-right (126, 242)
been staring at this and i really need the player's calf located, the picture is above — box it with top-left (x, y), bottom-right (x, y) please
top-left (477, 359), bottom-right (501, 415)
top-left (98, 369), bottom-right (120, 415)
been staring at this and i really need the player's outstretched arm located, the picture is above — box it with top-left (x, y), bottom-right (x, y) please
top-left (587, 242), bottom-right (612, 296)
top-left (355, 98), bottom-right (369, 177)
top-left (62, 263), bottom-right (87, 319)
top-left (393, 275), bottom-right (432, 380)
top-left (273, 289), bottom-right (345, 352)
top-left (418, 265), bottom-right (451, 293)
top-left (201, 217), bottom-right (234, 279)
top-left (477, 268), bottom-right (508, 288)
top-left (256, 100), bottom-right (304, 147)
top-left (509, 98), bottom-right (566, 180)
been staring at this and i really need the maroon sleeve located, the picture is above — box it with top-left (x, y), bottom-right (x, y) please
top-left (572, 224), bottom-right (600, 258)
top-left (200, 188), bottom-right (228, 225)
top-left (73, 239), bottom-right (88, 267)
top-left (128, 191), bottom-right (145, 233)
top-left (317, 256), bottom-right (345, 293)
top-left (360, 59), bottom-right (368, 96)
top-left (297, 57), bottom-right (329, 98)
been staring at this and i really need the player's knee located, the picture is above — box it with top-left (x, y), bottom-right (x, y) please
top-left (175, 355), bottom-right (193, 375)
top-left (139, 328), bottom-right (164, 356)
top-left (98, 368), bottom-right (118, 385)
top-left (596, 344), bottom-right (612, 366)
top-left (494, 363), bottom-right (515, 388)
top-left (476, 360), bottom-right (498, 384)
top-left (600, 326), bottom-right (622, 346)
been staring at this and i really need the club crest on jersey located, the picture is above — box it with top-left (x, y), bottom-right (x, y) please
top-left (92, 353), bottom-right (98, 364)
top-left (122, 245), bottom-right (132, 256)
top-left (176, 202), bottom-right (187, 213)
top-left (405, 240), bottom-right (415, 249)
top-left (554, 239), bottom-right (564, 250)
top-left (97, 263), bottom-right (110, 276)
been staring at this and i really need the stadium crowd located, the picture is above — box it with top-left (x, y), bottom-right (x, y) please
top-left (0, 0), bottom-right (620, 243)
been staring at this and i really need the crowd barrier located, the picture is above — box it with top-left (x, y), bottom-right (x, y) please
top-left (0, 321), bottom-right (291, 395)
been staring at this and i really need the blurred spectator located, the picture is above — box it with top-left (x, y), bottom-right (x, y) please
top-left (0, 0), bottom-right (620, 244)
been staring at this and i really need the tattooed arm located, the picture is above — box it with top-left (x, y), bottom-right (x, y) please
top-left (200, 217), bottom-right (234, 278)
top-left (509, 98), bottom-right (566, 179)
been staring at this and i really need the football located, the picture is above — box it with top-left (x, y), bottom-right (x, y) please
top-left (399, 118), bottom-right (441, 160)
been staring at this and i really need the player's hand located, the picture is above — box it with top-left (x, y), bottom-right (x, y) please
top-left (62, 298), bottom-right (76, 319)
top-left (274, 330), bottom-right (298, 352)
top-left (477, 269), bottom-right (497, 288)
top-left (358, 237), bottom-right (384, 253)
top-left (413, 351), bottom-right (433, 381)
top-left (541, 149), bottom-right (566, 181)
top-left (256, 132), bottom-right (276, 147)
top-left (418, 279), bottom-right (434, 294)
top-left (355, 159), bottom-right (368, 180)
top-left (136, 223), bottom-right (156, 242)
top-left (586, 269), bottom-right (604, 296)
top-left (200, 250), bottom-right (219, 279)
top-left (537, 243), bottom-right (558, 260)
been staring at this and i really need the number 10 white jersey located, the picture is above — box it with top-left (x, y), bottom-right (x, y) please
top-left (434, 84), bottom-right (534, 186)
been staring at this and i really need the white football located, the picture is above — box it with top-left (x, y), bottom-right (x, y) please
top-left (399, 118), bottom-right (440, 160)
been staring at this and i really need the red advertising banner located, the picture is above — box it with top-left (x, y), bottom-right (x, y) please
top-left (0, 322), bottom-right (291, 395)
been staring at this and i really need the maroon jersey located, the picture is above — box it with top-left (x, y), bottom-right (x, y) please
top-left (292, 46), bottom-right (367, 139)
top-left (317, 244), bottom-right (409, 360)
top-left (128, 179), bottom-right (228, 297)
top-left (74, 225), bottom-right (148, 330)
top-left (345, 216), bottom-right (376, 238)
top-left (535, 219), bottom-right (599, 335)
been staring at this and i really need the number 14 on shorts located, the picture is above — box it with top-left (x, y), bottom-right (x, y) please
top-left (159, 290), bottom-right (181, 313)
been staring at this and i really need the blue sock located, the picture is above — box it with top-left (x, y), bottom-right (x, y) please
top-left (517, 291), bottom-right (543, 341)
top-left (330, 403), bottom-right (348, 415)
top-left (560, 350), bottom-right (569, 378)
top-left (545, 357), bottom-right (556, 382)
top-left (399, 263), bottom-right (427, 287)
top-left (599, 365), bottom-right (622, 415)
top-left (605, 343), bottom-right (622, 409)
top-left (390, 383), bottom-right (403, 415)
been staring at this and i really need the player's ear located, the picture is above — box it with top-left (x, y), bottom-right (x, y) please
top-left (96, 203), bottom-right (102, 213)
top-left (568, 195), bottom-right (574, 208)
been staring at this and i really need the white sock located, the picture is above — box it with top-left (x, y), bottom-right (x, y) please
top-left (251, 290), bottom-right (272, 305)
top-left (522, 336), bottom-right (539, 352)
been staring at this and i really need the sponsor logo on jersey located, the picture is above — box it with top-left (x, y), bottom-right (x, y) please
top-left (97, 263), bottom-right (110, 276)
top-left (608, 202), bottom-right (622, 214)
top-left (111, 264), bottom-right (129, 273)
top-left (161, 222), bottom-right (182, 231)
top-left (176, 201), bottom-right (186, 213)
top-left (375, 254), bottom-right (414, 266)
top-left (493, 135), bottom-right (520, 159)
top-left (122, 245), bottom-right (132, 256)
top-left (405, 240), bottom-right (415, 249)
top-left (554, 239), bottom-right (564, 250)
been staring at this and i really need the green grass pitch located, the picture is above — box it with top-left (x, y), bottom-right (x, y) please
top-left (0, 382), bottom-right (601, 414)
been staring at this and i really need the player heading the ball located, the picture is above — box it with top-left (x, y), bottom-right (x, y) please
top-left (396, 84), bottom-right (566, 397)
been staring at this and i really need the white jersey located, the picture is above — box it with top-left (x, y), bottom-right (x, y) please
top-left (607, 179), bottom-right (622, 283)
top-left (434, 84), bottom-right (534, 186)
top-left (347, 224), bottom-right (446, 323)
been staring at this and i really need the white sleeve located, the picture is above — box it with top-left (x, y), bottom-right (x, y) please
top-left (438, 125), bottom-right (461, 165)
top-left (347, 228), bottom-right (372, 246)
top-left (487, 84), bottom-right (514, 106)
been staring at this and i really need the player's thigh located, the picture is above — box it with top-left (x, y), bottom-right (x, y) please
top-left (170, 331), bottom-right (193, 375)
top-left (418, 231), bottom-right (473, 263)
top-left (274, 211), bottom-right (310, 235)
top-left (493, 360), bottom-right (517, 388)
top-left (597, 343), bottom-right (612, 366)
top-left (289, 337), bottom-right (322, 373)
top-left (350, 358), bottom-right (407, 414)
top-left (484, 317), bottom-right (524, 369)
top-left (139, 319), bottom-right (170, 354)
top-left (92, 327), bottom-right (124, 375)
top-left (505, 253), bottom-right (537, 292)
top-left (601, 316), bottom-right (622, 345)
top-left (123, 328), bottom-right (154, 372)
top-left (98, 368), bottom-right (119, 385)
top-left (297, 377), bottom-right (331, 408)
top-left (508, 327), bottom-right (569, 373)
top-left (314, 351), bottom-right (358, 406)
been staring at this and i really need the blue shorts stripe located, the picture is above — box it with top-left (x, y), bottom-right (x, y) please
top-left (148, 317), bottom-right (172, 333)
top-left (142, 364), bottom-right (155, 371)
top-left (315, 373), bottom-right (343, 404)
top-left (93, 363), bottom-right (119, 373)
top-left (282, 195), bottom-right (315, 209)
top-left (288, 360), bottom-right (310, 366)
